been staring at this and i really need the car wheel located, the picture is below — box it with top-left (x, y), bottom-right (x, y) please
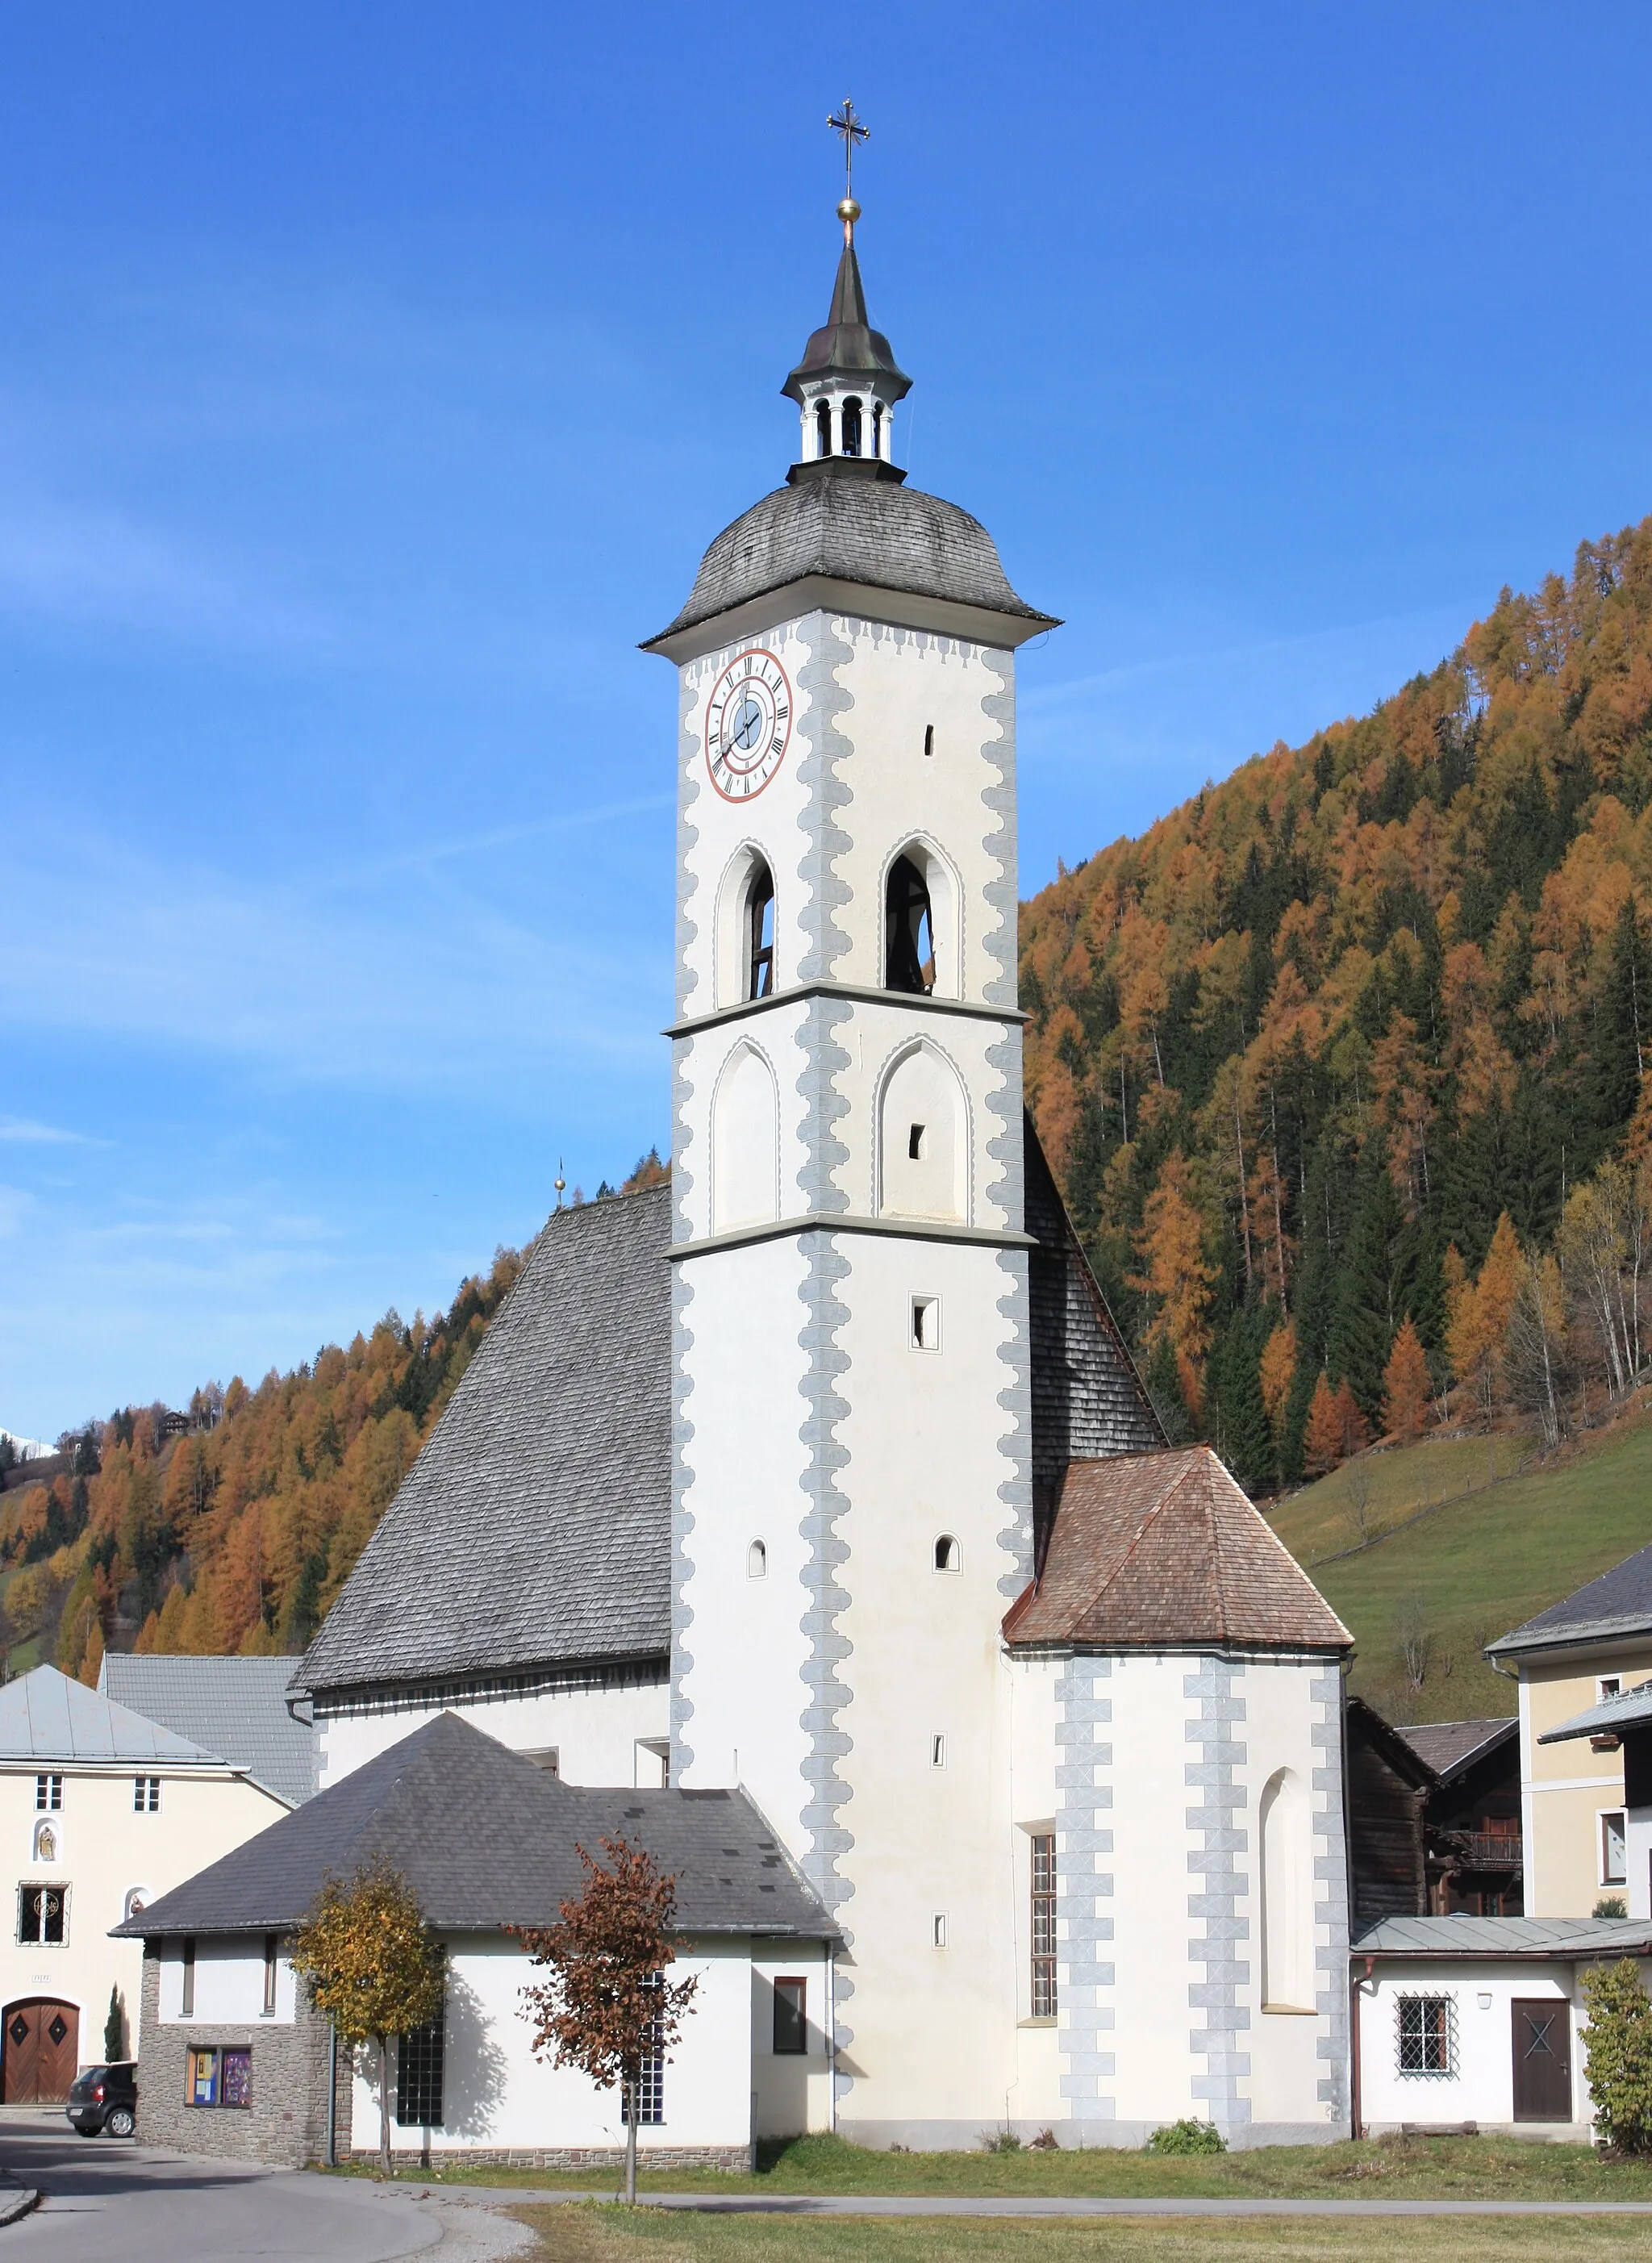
top-left (105, 2107), bottom-right (136, 2139)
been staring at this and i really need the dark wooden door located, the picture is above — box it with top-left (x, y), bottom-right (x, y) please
top-left (1512, 1998), bottom-right (1572, 2122)
top-left (2, 2001), bottom-right (79, 2103)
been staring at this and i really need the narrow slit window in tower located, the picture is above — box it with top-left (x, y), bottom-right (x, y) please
top-left (911, 1295), bottom-right (939, 1351)
top-left (923, 723), bottom-right (934, 757)
top-left (907, 1122), bottom-right (926, 1160)
top-left (885, 854), bottom-right (936, 994)
top-left (746, 862), bottom-right (775, 999)
top-left (934, 1534), bottom-right (961, 1572)
top-left (747, 1539), bottom-right (767, 1580)
top-left (841, 397), bottom-right (863, 456)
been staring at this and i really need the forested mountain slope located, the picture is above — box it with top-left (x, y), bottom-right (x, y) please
top-left (1022, 516), bottom-right (1652, 1490)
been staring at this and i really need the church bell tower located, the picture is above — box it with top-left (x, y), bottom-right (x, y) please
top-left (641, 141), bottom-right (1059, 2137)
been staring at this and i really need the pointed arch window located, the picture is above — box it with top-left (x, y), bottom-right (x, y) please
top-left (746, 861), bottom-right (775, 1000)
top-left (885, 854), bottom-right (936, 995)
top-left (841, 397), bottom-right (863, 457)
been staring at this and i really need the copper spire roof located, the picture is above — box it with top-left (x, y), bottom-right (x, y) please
top-left (1003, 1445), bottom-right (1352, 1653)
top-left (782, 238), bottom-right (912, 404)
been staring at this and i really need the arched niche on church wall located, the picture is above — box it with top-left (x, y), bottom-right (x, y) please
top-left (881, 837), bottom-right (961, 1001)
top-left (876, 1041), bottom-right (968, 1223)
top-left (713, 844), bottom-right (778, 1011)
top-left (1258, 1765), bottom-right (1314, 2014)
top-left (711, 1041), bottom-right (780, 1234)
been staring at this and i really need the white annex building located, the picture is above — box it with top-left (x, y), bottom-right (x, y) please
top-left (133, 189), bottom-right (1362, 2159)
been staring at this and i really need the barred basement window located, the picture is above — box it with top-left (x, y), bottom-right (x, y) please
top-left (1396, 1994), bottom-right (1457, 2077)
top-left (1031, 1833), bottom-right (1058, 2019)
top-left (397, 2019), bottom-right (445, 2127)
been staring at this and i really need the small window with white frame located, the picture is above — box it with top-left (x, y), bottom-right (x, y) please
top-left (34, 1774), bottom-right (60, 1813)
top-left (1599, 1676), bottom-right (1623, 1702)
top-left (1396, 1993), bottom-right (1457, 2077)
top-left (1601, 1810), bottom-right (1628, 1887)
top-left (134, 1776), bottom-right (161, 1813)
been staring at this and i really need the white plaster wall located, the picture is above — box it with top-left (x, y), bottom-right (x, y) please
top-left (1628, 1806), bottom-right (1652, 1920)
top-left (353, 1932), bottom-right (756, 2152)
top-left (828, 1234), bottom-right (1025, 2129)
top-left (751, 1941), bottom-right (835, 2137)
top-left (317, 1684), bottom-right (670, 1793)
top-left (0, 1763), bottom-right (287, 2069)
top-left (1006, 1655), bottom-right (1063, 2126)
top-left (1358, 1961), bottom-right (1596, 2136)
top-left (674, 1238), bottom-right (813, 1850)
top-left (818, 621), bottom-right (1014, 1003)
top-left (158, 1935), bottom-right (298, 2024)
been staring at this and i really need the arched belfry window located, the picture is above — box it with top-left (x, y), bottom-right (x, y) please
top-left (885, 855), bottom-right (936, 995)
top-left (746, 862), bottom-right (775, 1000)
top-left (815, 399), bottom-right (832, 457)
top-left (841, 397), bottom-right (863, 457)
top-left (872, 402), bottom-right (884, 457)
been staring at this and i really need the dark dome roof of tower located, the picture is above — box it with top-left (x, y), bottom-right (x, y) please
top-left (782, 240), bottom-right (912, 402)
top-left (645, 476), bottom-right (1058, 646)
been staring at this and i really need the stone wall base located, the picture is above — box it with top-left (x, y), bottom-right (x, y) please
top-left (352, 2141), bottom-right (754, 2172)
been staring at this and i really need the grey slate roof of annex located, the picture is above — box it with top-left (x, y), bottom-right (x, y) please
top-left (99, 1655), bottom-right (317, 1807)
top-left (1352, 1913), bottom-right (1652, 1957)
top-left (295, 1184), bottom-right (673, 1703)
top-left (115, 1713), bottom-right (835, 1943)
top-left (1487, 1542), bottom-right (1652, 1660)
top-left (1394, 1718), bottom-right (1517, 1782)
top-left (644, 476), bottom-right (1057, 647)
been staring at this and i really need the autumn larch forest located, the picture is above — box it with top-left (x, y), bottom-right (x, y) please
top-left (14, 518), bottom-right (1652, 1676)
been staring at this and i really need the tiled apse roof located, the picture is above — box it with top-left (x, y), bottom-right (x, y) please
top-left (1003, 1446), bottom-right (1352, 1652)
top-left (296, 1184), bottom-right (673, 1702)
top-left (0, 1664), bottom-right (215, 1766)
top-left (116, 1714), bottom-right (834, 1942)
top-left (645, 476), bottom-right (1057, 645)
top-left (1487, 1541), bottom-right (1652, 1658)
top-left (99, 1655), bottom-right (316, 1806)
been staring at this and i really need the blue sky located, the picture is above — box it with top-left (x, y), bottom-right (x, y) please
top-left (5, 4), bottom-right (1652, 1438)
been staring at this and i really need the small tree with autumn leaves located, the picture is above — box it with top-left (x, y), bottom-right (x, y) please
top-left (289, 1861), bottom-right (444, 2177)
top-left (1381, 1318), bottom-right (1431, 1440)
top-left (511, 1836), bottom-right (699, 2205)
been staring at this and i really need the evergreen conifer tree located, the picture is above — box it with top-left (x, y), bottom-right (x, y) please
top-left (1327, 1154), bottom-right (1404, 1422)
top-left (1216, 1310), bottom-right (1274, 1497)
top-left (1591, 894), bottom-right (1652, 1144)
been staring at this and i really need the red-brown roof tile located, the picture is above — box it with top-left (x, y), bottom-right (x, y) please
top-left (1002, 1446), bottom-right (1352, 1652)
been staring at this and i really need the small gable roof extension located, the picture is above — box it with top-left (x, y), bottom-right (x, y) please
top-left (1487, 1542), bottom-right (1652, 1660)
top-left (115, 1713), bottom-right (835, 1944)
top-left (1396, 1718), bottom-right (1517, 1781)
top-left (99, 1655), bottom-right (316, 1807)
top-left (1003, 1446), bottom-right (1352, 1653)
top-left (0, 1664), bottom-right (218, 1768)
top-left (297, 1184), bottom-right (674, 1704)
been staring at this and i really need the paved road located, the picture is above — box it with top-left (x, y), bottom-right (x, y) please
top-left (0, 2111), bottom-right (465, 2263)
top-left (414, 2180), bottom-right (1652, 2219)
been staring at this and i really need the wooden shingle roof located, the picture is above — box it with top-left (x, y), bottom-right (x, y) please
top-left (1002, 1446), bottom-right (1351, 1653)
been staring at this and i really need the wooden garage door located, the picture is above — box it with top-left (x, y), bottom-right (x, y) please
top-left (1511, 1998), bottom-right (1571, 2123)
top-left (2, 2001), bottom-right (80, 2103)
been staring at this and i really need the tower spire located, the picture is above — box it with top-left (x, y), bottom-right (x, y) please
top-left (783, 100), bottom-right (910, 481)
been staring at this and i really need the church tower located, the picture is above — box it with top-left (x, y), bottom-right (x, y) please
top-left (642, 167), bottom-right (1063, 2138)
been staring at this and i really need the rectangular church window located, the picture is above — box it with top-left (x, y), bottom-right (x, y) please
top-left (398, 2019), bottom-right (445, 2127)
top-left (773, 1977), bottom-right (807, 2054)
top-left (1031, 1833), bottom-right (1058, 2019)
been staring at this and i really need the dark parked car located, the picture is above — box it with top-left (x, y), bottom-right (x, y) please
top-left (66, 2063), bottom-right (136, 2138)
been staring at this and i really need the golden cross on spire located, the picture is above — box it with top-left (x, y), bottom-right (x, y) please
top-left (827, 97), bottom-right (869, 200)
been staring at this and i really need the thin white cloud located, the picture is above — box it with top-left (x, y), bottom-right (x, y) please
top-left (0, 1117), bottom-right (100, 1146)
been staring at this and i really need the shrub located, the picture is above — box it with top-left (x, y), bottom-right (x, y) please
top-left (980, 2128), bottom-right (1023, 2152)
top-left (1581, 1958), bottom-right (1652, 2152)
top-left (1146, 2117), bottom-right (1227, 2155)
top-left (1596, 1897), bottom-right (1629, 1920)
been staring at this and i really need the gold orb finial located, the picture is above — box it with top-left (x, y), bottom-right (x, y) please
top-left (837, 196), bottom-right (861, 223)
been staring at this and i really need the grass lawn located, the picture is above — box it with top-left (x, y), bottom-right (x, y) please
top-left (508, 2202), bottom-right (1646, 2261)
top-left (331, 2131), bottom-right (1652, 2202)
top-left (1266, 1395), bottom-right (1652, 1719)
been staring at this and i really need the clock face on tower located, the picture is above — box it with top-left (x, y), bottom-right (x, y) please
top-left (704, 648), bottom-right (793, 800)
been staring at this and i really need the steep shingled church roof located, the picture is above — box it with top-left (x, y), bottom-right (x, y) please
top-left (295, 1133), bottom-right (1160, 1708)
top-left (1002, 1445), bottom-right (1352, 1653)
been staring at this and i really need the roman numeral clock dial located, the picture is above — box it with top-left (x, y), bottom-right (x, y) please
top-left (704, 648), bottom-right (792, 800)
